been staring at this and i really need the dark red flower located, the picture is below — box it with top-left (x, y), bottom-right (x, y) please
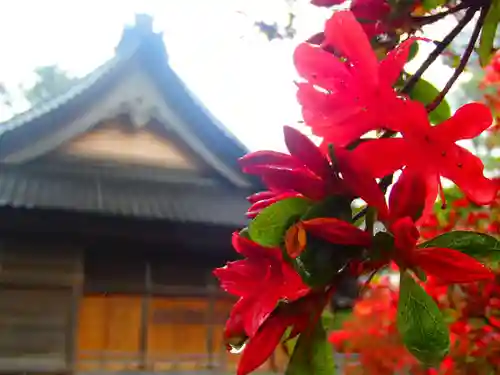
top-left (353, 100), bottom-right (498, 205)
top-left (214, 233), bottom-right (309, 338)
top-left (240, 125), bottom-right (389, 218)
top-left (294, 10), bottom-right (416, 147)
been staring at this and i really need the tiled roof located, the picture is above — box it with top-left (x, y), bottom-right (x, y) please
top-left (0, 169), bottom-right (250, 227)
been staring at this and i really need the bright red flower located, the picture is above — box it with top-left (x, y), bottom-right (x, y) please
top-left (239, 125), bottom-right (389, 218)
top-left (214, 233), bottom-right (309, 338)
top-left (294, 10), bottom-right (416, 147)
top-left (391, 217), bottom-right (494, 284)
top-left (236, 291), bottom-right (330, 375)
top-left (354, 100), bottom-right (498, 205)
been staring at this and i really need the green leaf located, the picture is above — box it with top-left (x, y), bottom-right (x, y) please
top-left (421, 0), bottom-right (446, 10)
top-left (418, 231), bottom-right (500, 262)
top-left (248, 197), bottom-right (312, 247)
top-left (285, 321), bottom-right (336, 375)
top-left (408, 77), bottom-right (451, 123)
top-left (296, 236), bottom-right (350, 287)
top-left (397, 271), bottom-right (449, 366)
top-left (301, 196), bottom-right (351, 221)
top-left (330, 310), bottom-right (352, 330)
top-left (478, 0), bottom-right (500, 67)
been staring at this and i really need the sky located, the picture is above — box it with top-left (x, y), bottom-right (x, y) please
top-left (0, 0), bottom-right (470, 152)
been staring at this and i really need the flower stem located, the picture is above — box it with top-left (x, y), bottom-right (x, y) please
top-left (426, 5), bottom-right (489, 113)
top-left (401, 6), bottom-right (477, 95)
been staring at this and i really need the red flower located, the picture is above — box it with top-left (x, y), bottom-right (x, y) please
top-left (214, 233), bottom-right (309, 338)
top-left (298, 216), bottom-right (493, 285)
top-left (294, 10), bottom-right (416, 147)
top-left (350, 0), bottom-right (392, 37)
top-left (391, 217), bottom-right (494, 284)
top-left (354, 100), bottom-right (498, 205)
top-left (236, 291), bottom-right (329, 375)
top-left (240, 125), bottom-right (389, 218)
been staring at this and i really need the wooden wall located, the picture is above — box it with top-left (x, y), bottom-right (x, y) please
top-left (0, 242), bottom-right (288, 374)
top-left (0, 240), bottom-right (82, 373)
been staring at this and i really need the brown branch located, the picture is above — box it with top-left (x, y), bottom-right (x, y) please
top-left (426, 5), bottom-right (489, 112)
top-left (402, 6), bottom-right (477, 95)
top-left (411, 1), bottom-right (471, 26)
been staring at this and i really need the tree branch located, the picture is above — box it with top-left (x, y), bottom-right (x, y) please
top-left (411, 1), bottom-right (471, 26)
top-left (401, 6), bottom-right (477, 95)
top-left (426, 5), bottom-right (489, 112)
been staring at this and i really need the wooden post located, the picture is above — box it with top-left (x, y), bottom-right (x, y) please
top-left (139, 261), bottom-right (151, 370)
top-left (206, 277), bottom-right (217, 371)
top-left (66, 250), bottom-right (83, 375)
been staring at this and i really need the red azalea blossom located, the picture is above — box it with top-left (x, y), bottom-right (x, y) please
top-left (239, 125), bottom-right (389, 218)
top-left (297, 171), bottom-right (494, 284)
top-left (213, 233), bottom-right (309, 339)
top-left (294, 10), bottom-right (416, 147)
top-left (236, 291), bottom-right (331, 375)
top-left (354, 100), bottom-right (498, 206)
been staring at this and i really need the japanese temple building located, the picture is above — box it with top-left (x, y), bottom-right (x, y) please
top-left (0, 14), bottom-right (286, 374)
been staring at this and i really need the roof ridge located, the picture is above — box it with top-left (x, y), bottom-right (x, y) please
top-left (0, 48), bottom-right (136, 133)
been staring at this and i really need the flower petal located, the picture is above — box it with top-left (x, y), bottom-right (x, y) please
top-left (439, 144), bottom-right (498, 205)
top-left (294, 43), bottom-right (350, 87)
top-left (351, 138), bottom-right (407, 178)
top-left (302, 217), bottom-right (372, 246)
top-left (247, 191), bottom-right (277, 204)
top-left (389, 167), bottom-right (427, 222)
top-left (413, 247), bottom-right (494, 284)
top-left (283, 125), bottom-right (331, 179)
top-left (336, 147), bottom-right (389, 218)
top-left (246, 192), bottom-right (302, 218)
top-left (259, 167), bottom-right (327, 200)
top-left (379, 38), bottom-right (419, 87)
top-left (237, 313), bottom-right (292, 375)
top-left (213, 260), bottom-right (269, 296)
top-left (224, 298), bottom-right (249, 349)
top-left (391, 217), bottom-right (419, 254)
top-left (285, 223), bottom-right (307, 258)
top-left (239, 150), bottom-right (301, 171)
top-left (323, 11), bottom-right (378, 86)
top-left (232, 232), bottom-right (280, 258)
top-left (433, 102), bottom-right (493, 142)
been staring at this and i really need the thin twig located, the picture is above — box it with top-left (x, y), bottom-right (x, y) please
top-left (411, 1), bottom-right (471, 26)
top-left (426, 5), bottom-right (489, 112)
top-left (401, 6), bottom-right (477, 95)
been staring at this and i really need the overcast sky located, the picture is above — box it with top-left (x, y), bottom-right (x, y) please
top-left (0, 0), bottom-right (466, 151)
